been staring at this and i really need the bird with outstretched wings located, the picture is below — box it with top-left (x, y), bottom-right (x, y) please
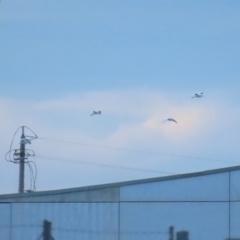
top-left (90, 111), bottom-right (101, 116)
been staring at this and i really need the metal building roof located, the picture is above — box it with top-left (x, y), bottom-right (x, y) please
top-left (0, 165), bottom-right (239, 203)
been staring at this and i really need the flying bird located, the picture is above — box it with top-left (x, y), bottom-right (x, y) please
top-left (90, 111), bottom-right (101, 116)
top-left (163, 118), bottom-right (178, 124)
top-left (192, 92), bottom-right (204, 98)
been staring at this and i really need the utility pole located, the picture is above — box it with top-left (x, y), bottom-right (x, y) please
top-left (19, 126), bottom-right (25, 193)
top-left (6, 126), bottom-right (37, 193)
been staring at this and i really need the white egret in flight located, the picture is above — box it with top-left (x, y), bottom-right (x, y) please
top-left (90, 111), bottom-right (101, 116)
top-left (192, 92), bottom-right (203, 98)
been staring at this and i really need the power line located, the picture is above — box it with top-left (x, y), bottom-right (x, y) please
top-left (7, 126), bottom-right (38, 163)
top-left (37, 137), bottom-right (239, 164)
top-left (26, 161), bottom-right (37, 191)
top-left (26, 162), bottom-right (33, 191)
top-left (29, 161), bottom-right (37, 191)
top-left (33, 155), bottom-right (174, 175)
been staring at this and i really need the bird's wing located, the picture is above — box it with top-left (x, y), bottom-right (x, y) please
top-left (168, 118), bottom-right (177, 124)
top-left (90, 111), bottom-right (97, 116)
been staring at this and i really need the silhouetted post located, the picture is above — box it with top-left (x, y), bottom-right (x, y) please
top-left (37, 220), bottom-right (54, 240)
top-left (176, 231), bottom-right (189, 240)
top-left (18, 127), bottom-right (25, 193)
top-left (169, 226), bottom-right (174, 240)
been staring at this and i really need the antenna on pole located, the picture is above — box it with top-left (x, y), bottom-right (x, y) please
top-left (5, 126), bottom-right (38, 193)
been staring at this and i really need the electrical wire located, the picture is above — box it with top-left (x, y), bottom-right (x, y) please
top-left (5, 126), bottom-right (38, 191)
top-left (25, 161), bottom-right (37, 191)
top-left (37, 137), bottom-right (239, 164)
top-left (28, 161), bottom-right (37, 191)
top-left (6, 126), bottom-right (38, 163)
top-left (5, 149), bottom-right (17, 162)
top-left (26, 162), bottom-right (33, 191)
top-left (7, 126), bottom-right (22, 162)
top-left (25, 150), bottom-right (36, 159)
top-left (23, 126), bottom-right (38, 138)
top-left (33, 155), bottom-right (174, 175)
top-left (5, 149), bottom-right (35, 163)
top-left (6, 127), bottom-right (240, 191)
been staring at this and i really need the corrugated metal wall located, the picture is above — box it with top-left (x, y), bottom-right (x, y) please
top-left (1, 203), bottom-right (119, 240)
top-left (1, 170), bottom-right (240, 240)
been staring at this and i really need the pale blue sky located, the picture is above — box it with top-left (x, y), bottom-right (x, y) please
top-left (1, 0), bottom-right (240, 193)
top-left (1, 0), bottom-right (240, 98)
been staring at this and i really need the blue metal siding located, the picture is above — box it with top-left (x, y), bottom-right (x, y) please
top-left (230, 170), bottom-right (240, 201)
top-left (11, 203), bottom-right (118, 240)
top-left (1, 168), bottom-right (240, 240)
top-left (0, 203), bottom-right (11, 240)
top-left (120, 202), bottom-right (229, 240)
top-left (120, 172), bottom-right (229, 201)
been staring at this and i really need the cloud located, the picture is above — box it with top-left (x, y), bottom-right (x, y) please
top-left (0, 88), bottom-right (240, 194)
top-left (143, 104), bottom-right (214, 142)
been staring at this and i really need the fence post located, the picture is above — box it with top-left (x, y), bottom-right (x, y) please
top-left (41, 220), bottom-right (54, 240)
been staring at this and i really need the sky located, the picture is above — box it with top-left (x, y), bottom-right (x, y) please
top-left (0, 0), bottom-right (240, 194)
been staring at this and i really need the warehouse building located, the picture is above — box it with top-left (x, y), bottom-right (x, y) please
top-left (0, 165), bottom-right (240, 240)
